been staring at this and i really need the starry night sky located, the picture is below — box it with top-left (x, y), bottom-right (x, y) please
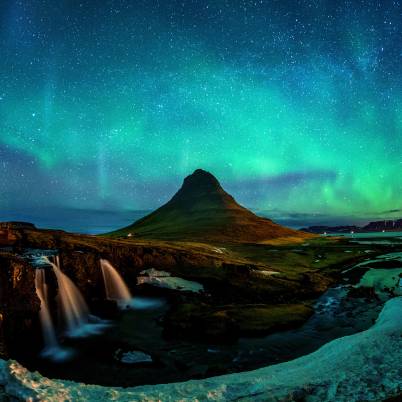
top-left (1, 0), bottom-right (402, 231)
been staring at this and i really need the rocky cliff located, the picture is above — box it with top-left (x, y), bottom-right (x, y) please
top-left (0, 253), bottom-right (40, 359)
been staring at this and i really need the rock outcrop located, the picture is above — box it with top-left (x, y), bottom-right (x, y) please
top-left (0, 253), bottom-right (40, 359)
top-left (0, 222), bottom-right (36, 247)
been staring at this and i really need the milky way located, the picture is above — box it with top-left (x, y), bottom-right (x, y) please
top-left (0, 0), bottom-right (401, 227)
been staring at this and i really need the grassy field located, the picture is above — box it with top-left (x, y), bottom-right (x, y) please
top-left (13, 227), bottom-right (398, 341)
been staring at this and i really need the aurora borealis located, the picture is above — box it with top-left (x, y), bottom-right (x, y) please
top-left (1, 0), bottom-right (401, 230)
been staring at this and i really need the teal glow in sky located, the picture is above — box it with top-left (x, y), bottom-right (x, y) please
top-left (1, 0), bottom-right (402, 227)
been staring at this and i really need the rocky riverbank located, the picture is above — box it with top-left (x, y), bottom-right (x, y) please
top-left (1, 296), bottom-right (402, 401)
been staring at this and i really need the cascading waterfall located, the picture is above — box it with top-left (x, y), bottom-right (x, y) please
top-left (100, 259), bottom-right (132, 307)
top-left (35, 269), bottom-right (59, 352)
top-left (34, 268), bottom-right (71, 361)
top-left (44, 256), bottom-right (90, 336)
top-left (43, 255), bottom-right (110, 338)
top-left (100, 259), bottom-right (165, 310)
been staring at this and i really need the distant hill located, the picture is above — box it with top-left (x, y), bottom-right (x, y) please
top-left (302, 219), bottom-right (402, 234)
top-left (363, 219), bottom-right (402, 232)
top-left (109, 169), bottom-right (311, 242)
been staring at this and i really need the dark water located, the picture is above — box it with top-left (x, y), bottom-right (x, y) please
top-left (23, 285), bottom-right (382, 387)
top-left (327, 231), bottom-right (402, 239)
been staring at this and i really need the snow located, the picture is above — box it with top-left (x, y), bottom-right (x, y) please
top-left (137, 271), bottom-right (204, 293)
top-left (358, 268), bottom-right (402, 296)
top-left (139, 268), bottom-right (171, 277)
top-left (1, 296), bottom-right (402, 400)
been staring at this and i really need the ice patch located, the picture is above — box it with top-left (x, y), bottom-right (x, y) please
top-left (358, 268), bottom-right (402, 297)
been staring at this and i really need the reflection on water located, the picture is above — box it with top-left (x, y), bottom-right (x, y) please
top-left (128, 296), bottom-right (165, 310)
top-left (327, 231), bottom-right (402, 239)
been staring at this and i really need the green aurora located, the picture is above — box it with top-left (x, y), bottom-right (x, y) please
top-left (0, 0), bottom-right (401, 227)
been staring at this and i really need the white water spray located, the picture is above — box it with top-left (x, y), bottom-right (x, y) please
top-left (100, 259), bottom-right (132, 307)
top-left (35, 269), bottom-right (59, 351)
top-left (43, 256), bottom-right (110, 337)
top-left (44, 256), bottom-right (90, 336)
top-left (35, 268), bottom-right (71, 361)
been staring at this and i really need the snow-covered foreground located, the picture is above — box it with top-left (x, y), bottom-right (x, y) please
top-left (2, 297), bottom-right (402, 401)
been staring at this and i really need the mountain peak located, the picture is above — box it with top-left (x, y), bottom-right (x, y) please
top-left (181, 169), bottom-right (222, 191)
top-left (169, 169), bottom-right (232, 208)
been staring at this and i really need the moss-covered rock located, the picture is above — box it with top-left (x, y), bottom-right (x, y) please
top-left (164, 302), bottom-right (314, 342)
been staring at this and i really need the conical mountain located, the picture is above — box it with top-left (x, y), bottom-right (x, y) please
top-left (111, 169), bottom-right (309, 242)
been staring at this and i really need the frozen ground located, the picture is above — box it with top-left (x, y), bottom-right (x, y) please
top-left (1, 297), bottom-right (402, 401)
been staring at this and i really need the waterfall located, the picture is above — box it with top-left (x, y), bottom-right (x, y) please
top-left (35, 268), bottom-right (72, 361)
top-left (44, 256), bottom-right (90, 336)
top-left (35, 269), bottom-right (59, 352)
top-left (43, 256), bottom-right (110, 338)
top-left (100, 259), bottom-right (132, 307)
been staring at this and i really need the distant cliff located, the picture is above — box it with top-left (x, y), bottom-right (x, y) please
top-left (301, 219), bottom-right (402, 234)
top-left (363, 219), bottom-right (402, 232)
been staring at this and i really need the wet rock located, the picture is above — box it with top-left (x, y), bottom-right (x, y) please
top-left (0, 253), bottom-right (40, 359)
top-left (347, 286), bottom-right (379, 301)
top-left (137, 275), bottom-right (204, 293)
top-left (139, 268), bottom-right (171, 277)
top-left (114, 349), bottom-right (152, 364)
